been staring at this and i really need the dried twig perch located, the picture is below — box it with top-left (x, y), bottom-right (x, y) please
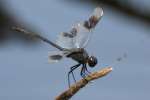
top-left (55, 67), bottom-right (113, 100)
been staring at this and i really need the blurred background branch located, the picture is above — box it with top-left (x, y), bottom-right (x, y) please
top-left (72, 0), bottom-right (150, 25)
top-left (0, 0), bottom-right (149, 44)
top-left (0, 1), bottom-right (17, 43)
top-left (0, 0), bottom-right (38, 45)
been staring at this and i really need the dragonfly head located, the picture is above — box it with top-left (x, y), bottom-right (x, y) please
top-left (88, 56), bottom-right (97, 67)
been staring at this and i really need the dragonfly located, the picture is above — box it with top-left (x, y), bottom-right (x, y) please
top-left (13, 7), bottom-right (103, 87)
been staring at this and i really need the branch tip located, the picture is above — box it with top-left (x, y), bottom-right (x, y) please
top-left (55, 66), bottom-right (112, 100)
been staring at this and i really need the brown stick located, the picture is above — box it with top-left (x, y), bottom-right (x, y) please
top-left (55, 67), bottom-right (113, 100)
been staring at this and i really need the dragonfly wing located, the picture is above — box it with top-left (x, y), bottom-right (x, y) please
top-left (55, 7), bottom-right (103, 49)
top-left (48, 50), bottom-right (71, 63)
top-left (72, 22), bottom-right (90, 48)
top-left (90, 7), bottom-right (103, 27)
top-left (56, 32), bottom-right (76, 49)
top-left (73, 7), bottom-right (103, 48)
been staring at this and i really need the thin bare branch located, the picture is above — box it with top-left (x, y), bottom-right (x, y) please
top-left (55, 67), bottom-right (112, 100)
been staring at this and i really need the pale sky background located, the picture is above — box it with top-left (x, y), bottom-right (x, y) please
top-left (0, 0), bottom-right (150, 100)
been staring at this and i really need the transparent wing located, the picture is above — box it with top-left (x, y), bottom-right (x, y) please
top-left (56, 7), bottom-right (103, 49)
top-left (48, 50), bottom-right (71, 63)
top-left (55, 32), bottom-right (76, 49)
top-left (72, 22), bottom-right (90, 48)
top-left (74, 7), bottom-right (103, 48)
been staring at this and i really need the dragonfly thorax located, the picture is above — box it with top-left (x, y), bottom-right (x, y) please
top-left (66, 48), bottom-right (97, 67)
top-left (66, 48), bottom-right (89, 64)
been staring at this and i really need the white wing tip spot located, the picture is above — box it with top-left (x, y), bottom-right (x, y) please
top-left (94, 7), bottom-right (104, 18)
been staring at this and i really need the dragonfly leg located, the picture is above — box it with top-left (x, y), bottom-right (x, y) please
top-left (68, 64), bottom-right (81, 87)
top-left (80, 64), bottom-right (93, 83)
top-left (81, 64), bottom-right (91, 76)
top-left (80, 64), bottom-right (89, 82)
top-left (84, 64), bottom-right (91, 74)
top-left (80, 65), bottom-right (86, 78)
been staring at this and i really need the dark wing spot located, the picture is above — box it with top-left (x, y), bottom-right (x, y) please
top-left (70, 28), bottom-right (77, 37)
top-left (62, 32), bottom-right (74, 38)
top-left (49, 55), bottom-right (63, 60)
top-left (84, 20), bottom-right (91, 29)
top-left (84, 16), bottom-right (99, 29)
top-left (116, 57), bottom-right (122, 62)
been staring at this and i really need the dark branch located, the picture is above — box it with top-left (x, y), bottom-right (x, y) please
top-left (100, 0), bottom-right (150, 25)
top-left (69, 0), bottom-right (150, 25)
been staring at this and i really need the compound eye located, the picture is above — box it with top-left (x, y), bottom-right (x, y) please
top-left (88, 56), bottom-right (97, 67)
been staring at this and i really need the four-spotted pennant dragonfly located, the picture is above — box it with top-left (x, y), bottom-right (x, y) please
top-left (13, 7), bottom-right (103, 87)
